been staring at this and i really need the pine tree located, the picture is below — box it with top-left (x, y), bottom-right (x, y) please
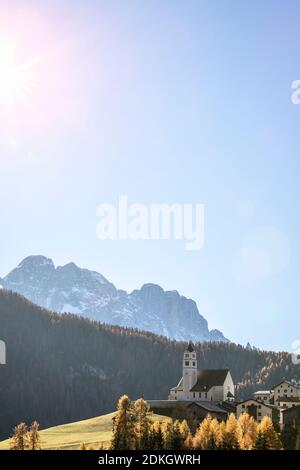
top-left (27, 421), bottom-right (41, 450)
top-left (162, 422), bottom-right (175, 450)
top-left (280, 425), bottom-right (297, 450)
top-left (134, 398), bottom-right (151, 450)
top-left (193, 416), bottom-right (220, 450)
top-left (254, 430), bottom-right (268, 450)
top-left (238, 413), bottom-right (257, 450)
top-left (172, 421), bottom-right (184, 450)
top-left (183, 432), bottom-right (194, 450)
top-left (149, 422), bottom-right (164, 450)
top-left (10, 423), bottom-right (28, 450)
top-left (180, 420), bottom-right (192, 450)
top-left (221, 414), bottom-right (241, 450)
top-left (210, 418), bottom-right (222, 449)
top-left (218, 421), bottom-right (227, 449)
top-left (179, 420), bottom-right (190, 442)
top-left (110, 395), bottom-right (136, 450)
top-left (257, 416), bottom-right (282, 450)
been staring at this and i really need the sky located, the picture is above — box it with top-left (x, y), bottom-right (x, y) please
top-left (0, 0), bottom-right (299, 352)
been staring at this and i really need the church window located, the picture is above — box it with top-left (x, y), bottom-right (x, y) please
top-left (205, 392), bottom-right (207, 399)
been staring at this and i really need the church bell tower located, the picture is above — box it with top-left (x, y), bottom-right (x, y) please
top-left (182, 342), bottom-right (197, 399)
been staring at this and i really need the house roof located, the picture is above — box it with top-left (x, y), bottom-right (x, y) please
top-left (147, 400), bottom-right (183, 408)
top-left (190, 401), bottom-right (229, 414)
top-left (273, 380), bottom-right (300, 390)
top-left (277, 397), bottom-right (300, 403)
top-left (190, 369), bottom-right (229, 392)
top-left (219, 401), bottom-right (237, 412)
top-left (227, 391), bottom-right (234, 398)
top-left (147, 400), bottom-right (231, 415)
top-left (237, 398), bottom-right (274, 410)
top-left (281, 405), bottom-right (300, 414)
top-left (253, 390), bottom-right (272, 395)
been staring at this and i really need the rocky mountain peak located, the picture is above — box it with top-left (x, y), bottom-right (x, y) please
top-left (2, 256), bottom-right (229, 343)
top-left (17, 255), bottom-right (55, 270)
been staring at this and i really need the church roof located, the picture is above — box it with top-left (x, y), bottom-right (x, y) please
top-left (190, 369), bottom-right (229, 392)
top-left (170, 377), bottom-right (183, 391)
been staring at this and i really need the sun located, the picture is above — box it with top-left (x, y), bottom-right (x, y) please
top-left (0, 42), bottom-right (33, 114)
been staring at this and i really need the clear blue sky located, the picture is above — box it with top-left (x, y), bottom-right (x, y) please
top-left (0, 0), bottom-right (299, 351)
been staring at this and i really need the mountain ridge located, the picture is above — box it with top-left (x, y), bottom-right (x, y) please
top-left (0, 255), bottom-right (228, 343)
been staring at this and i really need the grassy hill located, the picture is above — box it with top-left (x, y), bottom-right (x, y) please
top-left (0, 412), bottom-right (170, 450)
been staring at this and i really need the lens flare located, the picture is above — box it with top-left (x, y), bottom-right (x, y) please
top-left (0, 42), bottom-right (34, 114)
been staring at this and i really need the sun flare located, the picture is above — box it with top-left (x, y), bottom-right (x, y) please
top-left (0, 42), bottom-right (33, 113)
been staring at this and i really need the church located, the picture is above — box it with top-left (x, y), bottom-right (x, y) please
top-left (147, 342), bottom-right (236, 422)
top-left (168, 342), bottom-right (235, 402)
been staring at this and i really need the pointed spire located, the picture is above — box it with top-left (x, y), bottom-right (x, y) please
top-left (186, 341), bottom-right (194, 352)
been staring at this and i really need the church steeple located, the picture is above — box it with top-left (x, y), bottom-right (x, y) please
top-left (182, 342), bottom-right (197, 398)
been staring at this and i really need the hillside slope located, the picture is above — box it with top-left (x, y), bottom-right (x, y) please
top-left (0, 289), bottom-right (298, 439)
top-left (0, 412), bottom-right (170, 450)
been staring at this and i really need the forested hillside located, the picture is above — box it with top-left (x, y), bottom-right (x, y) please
top-left (0, 290), bottom-right (298, 439)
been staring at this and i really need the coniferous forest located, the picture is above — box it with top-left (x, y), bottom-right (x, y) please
top-left (0, 289), bottom-right (299, 439)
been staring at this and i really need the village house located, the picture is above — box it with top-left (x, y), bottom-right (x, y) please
top-left (253, 390), bottom-right (273, 404)
top-left (250, 379), bottom-right (300, 426)
top-left (273, 380), bottom-right (300, 403)
top-left (236, 399), bottom-right (276, 423)
top-left (252, 380), bottom-right (300, 409)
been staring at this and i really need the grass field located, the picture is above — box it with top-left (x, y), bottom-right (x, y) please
top-left (0, 412), bottom-right (170, 450)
